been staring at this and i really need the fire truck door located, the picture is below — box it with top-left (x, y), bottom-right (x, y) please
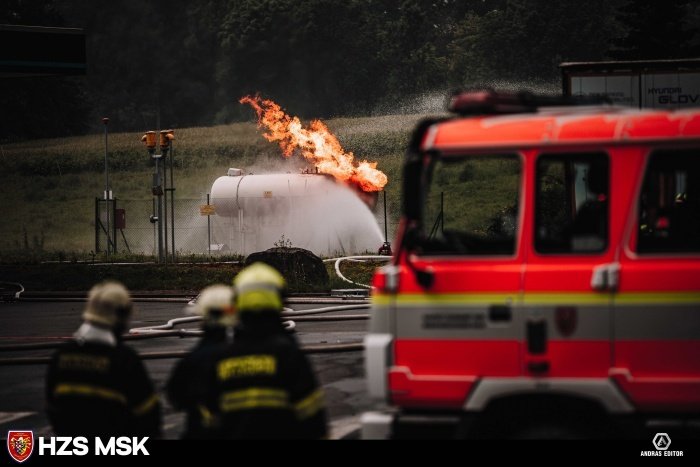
top-left (613, 149), bottom-right (700, 411)
top-left (524, 153), bottom-right (614, 378)
top-left (389, 154), bottom-right (524, 408)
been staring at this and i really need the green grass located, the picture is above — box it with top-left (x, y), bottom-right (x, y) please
top-left (0, 259), bottom-right (382, 293)
top-left (427, 156), bottom-right (521, 237)
top-left (0, 115), bottom-right (425, 253)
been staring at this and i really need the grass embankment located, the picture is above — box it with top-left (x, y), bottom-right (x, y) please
top-left (0, 114), bottom-right (422, 253)
top-left (0, 262), bottom-right (243, 293)
top-left (0, 259), bottom-right (380, 293)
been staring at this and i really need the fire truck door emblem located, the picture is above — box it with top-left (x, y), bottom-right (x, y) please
top-left (555, 306), bottom-right (577, 337)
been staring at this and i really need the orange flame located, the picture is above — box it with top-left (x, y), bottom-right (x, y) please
top-left (240, 95), bottom-right (388, 192)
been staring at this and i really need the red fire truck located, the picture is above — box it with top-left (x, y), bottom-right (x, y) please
top-left (362, 90), bottom-right (700, 438)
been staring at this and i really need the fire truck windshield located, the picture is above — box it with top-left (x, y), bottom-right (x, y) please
top-left (420, 154), bottom-right (520, 256)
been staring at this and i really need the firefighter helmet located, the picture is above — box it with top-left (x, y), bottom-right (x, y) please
top-left (233, 262), bottom-right (286, 313)
top-left (196, 284), bottom-right (236, 326)
top-left (82, 281), bottom-right (133, 328)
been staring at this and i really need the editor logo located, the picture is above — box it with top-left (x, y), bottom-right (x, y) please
top-left (7, 431), bottom-right (34, 463)
top-left (653, 433), bottom-right (671, 451)
top-left (641, 433), bottom-right (683, 457)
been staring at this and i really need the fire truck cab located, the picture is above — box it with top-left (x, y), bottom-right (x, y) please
top-left (362, 91), bottom-right (700, 439)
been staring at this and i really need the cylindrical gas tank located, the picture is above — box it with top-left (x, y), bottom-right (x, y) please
top-left (210, 172), bottom-right (335, 216)
top-left (208, 170), bottom-right (384, 256)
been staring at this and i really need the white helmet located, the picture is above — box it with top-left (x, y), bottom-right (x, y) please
top-left (83, 281), bottom-right (132, 328)
top-left (196, 284), bottom-right (236, 327)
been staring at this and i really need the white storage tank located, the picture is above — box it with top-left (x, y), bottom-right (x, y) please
top-left (210, 170), bottom-right (384, 256)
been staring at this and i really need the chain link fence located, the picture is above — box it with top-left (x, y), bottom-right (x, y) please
top-left (95, 193), bottom-right (402, 258)
top-left (96, 198), bottom-right (210, 256)
top-left (374, 192), bottom-right (401, 246)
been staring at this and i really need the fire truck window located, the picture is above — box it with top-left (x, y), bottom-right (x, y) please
top-left (535, 153), bottom-right (609, 254)
top-left (637, 150), bottom-right (700, 254)
top-left (421, 155), bottom-right (520, 256)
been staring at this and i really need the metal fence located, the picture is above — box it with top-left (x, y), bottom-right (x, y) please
top-left (375, 191), bottom-right (401, 246)
top-left (96, 198), bottom-right (210, 256)
top-left (95, 193), bottom-right (402, 258)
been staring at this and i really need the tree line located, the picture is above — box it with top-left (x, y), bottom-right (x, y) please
top-left (2, 0), bottom-right (700, 141)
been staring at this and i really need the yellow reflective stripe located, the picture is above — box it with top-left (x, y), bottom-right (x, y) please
top-left (219, 387), bottom-right (289, 413)
top-left (294, 389), bottom-right (325, 420)
top-left (374, 293), bottom-right (518, 306)
top-left (198, 404), bottom-right (213, 427)
top-left (217, 354), bottom-right (276, 380)
top-left (377, 291), bottom-right (700, 307)
top-left (614, 292), bottom-right (700, 305)
top-left (54, 383), bottom-right (126, 405)
top-left (523, 293), bottom-right (610, 305)
top-left (132, 393), bottom-right (159, 416)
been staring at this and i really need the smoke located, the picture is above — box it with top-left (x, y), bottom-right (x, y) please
top-left (371, 80), bottom-right (561, 116)
top-left (210, 173), bottom-right (383, 257)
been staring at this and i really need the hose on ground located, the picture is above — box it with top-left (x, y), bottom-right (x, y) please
top-left (331, 255), bottom-right (390, 289)
top-left (0, 303), bottom-right (371, 352)
top-left (0, 342), bottom-right (364, 365)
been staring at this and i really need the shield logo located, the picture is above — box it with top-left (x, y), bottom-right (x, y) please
top-left (555, 307), bottom-right (577, 337)
top-left (7, 431), bottom-right (33, 463)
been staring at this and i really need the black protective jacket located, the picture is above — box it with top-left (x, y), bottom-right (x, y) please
top-left (166, 326), bottom-right (227, 438)
top-left (205, 313), bottom-right (328, 439)
top-left (46, 333), bottom-right (161, 437)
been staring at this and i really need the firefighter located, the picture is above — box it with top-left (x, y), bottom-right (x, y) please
top-left (205, 262), bottom-right (328, 439)
top-left (166, 284), bottom-right (234, 438)
top-left (45, 281), bottom-right (161, 437)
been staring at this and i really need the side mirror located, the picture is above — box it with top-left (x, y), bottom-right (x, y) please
top-left (402, 226), bottom-right (435, 289)
top-left (415, 268), bottom-right (435, 289)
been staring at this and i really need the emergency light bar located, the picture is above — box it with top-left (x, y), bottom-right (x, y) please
top-left (448, 89), bottom-right (611, 115)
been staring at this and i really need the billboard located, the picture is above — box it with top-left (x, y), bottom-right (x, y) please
top-left (562, 60), bottom-right (700, 110)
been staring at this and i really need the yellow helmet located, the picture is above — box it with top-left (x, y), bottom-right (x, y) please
top-left (233, 262), bottom-right (286, 313)
top-left (196, 284), bottom-right (236, 326)
top-left (83, 281), bottom-right (132, 328)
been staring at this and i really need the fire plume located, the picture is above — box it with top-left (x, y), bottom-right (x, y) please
top-left (240, 95), bottom-right (388, 192)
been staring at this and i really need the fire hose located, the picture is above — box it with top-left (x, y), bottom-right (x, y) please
top-left (0, 282), bottom-right (25, 301)
top-left (0, 343), bottom-right (365, 366)
top-left (0, 303), bottom-right (371, 364)
top-left (324, 255), bottom-right (391, 288)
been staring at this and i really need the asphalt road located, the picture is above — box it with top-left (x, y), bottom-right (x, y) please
top-left (0, 300), bottom-right (376, 439)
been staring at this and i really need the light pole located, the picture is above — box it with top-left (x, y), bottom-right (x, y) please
top-left (159, 130), bottom-right (175, 262)
top-left (102, 117), bottom-right (111, 254)
top-left (142, 130), bottom-right (174, 263)
top-left (166, 130), bottom-right (176, 261)
top-left (142, 131), bottom-right (163, 262)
